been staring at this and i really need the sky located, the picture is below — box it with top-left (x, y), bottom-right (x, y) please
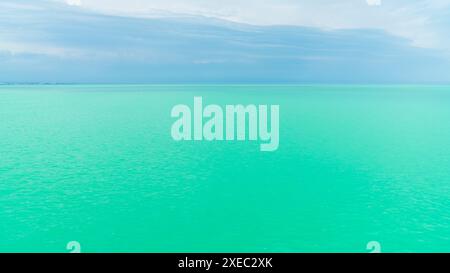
top-left (1, 0), bottom-right (450, 83)
top-left (58, 0), bottom-right (450, 50)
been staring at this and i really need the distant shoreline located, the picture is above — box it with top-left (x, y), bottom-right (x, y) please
top-left (2, 83), bottom-right (450, 86)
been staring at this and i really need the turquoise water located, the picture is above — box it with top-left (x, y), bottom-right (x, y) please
top-left (1, 85), bottom-right (450, 253)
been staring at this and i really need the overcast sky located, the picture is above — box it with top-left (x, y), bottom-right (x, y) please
top-left (57, 0), bottom-right (450, 50)
top-left (1, 0), bottom-right (450, 83)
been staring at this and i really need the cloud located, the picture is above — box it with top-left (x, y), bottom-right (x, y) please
top-left (0, 41), bottom-right (83, 57)
top-left (53, 0), bottom-right (449, 50)
top-left (366, 0), bottom-right (381, 6)
top-left (66, 0), bottom-right (82, 6)
top-left (2, 0), bottom-right (450, 84)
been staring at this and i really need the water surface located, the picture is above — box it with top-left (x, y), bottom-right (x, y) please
top-left (1, 85), bottom-right (449, 252)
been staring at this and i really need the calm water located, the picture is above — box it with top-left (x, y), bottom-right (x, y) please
top-left (1, 85), bottom-right (450, 253)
